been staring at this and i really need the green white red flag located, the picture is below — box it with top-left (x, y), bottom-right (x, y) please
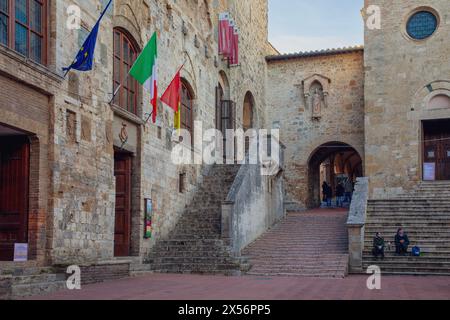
top-left (129, 32), bottom-right (158, 123)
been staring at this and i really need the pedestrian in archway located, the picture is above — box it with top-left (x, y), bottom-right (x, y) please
top-left (344, 178), bottom-right (354, 204)
top-left (336, 183), bottom-right (345, 207)
top-left (325, 183), bottom-right (333, 207)
top-left (322, 181), bottom-right (329, 205)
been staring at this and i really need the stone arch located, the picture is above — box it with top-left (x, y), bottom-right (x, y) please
top-left (113, 4), bottom-right (143, 46)
top-left (303, 74), bottom-right (330, 95)
top-left (307, 141), bottom-right (363, 208)
top-left (428, 94), bottom-right (450, 109)
top-left (411, 80), bottom-right (450, 113)
top-left (218, 70), bottom-right (230, 100)
top-left (180, 53), bottom-right (198, 100)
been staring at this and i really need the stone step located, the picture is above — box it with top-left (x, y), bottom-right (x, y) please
top-left (150, 262), bottom-right (242, 272)
top-left (247, 271), bottom-right (346, 278)
top-left (365, 222), bottom-right (450, 227)
top-left (363, 252), bottom-right (450, 259)
top-left (363, 255), bottom-right (450, 263)
top-left (149, 163), bottom-right (243, 275)
top-left (367, 208), bottom-right (450, 213)
top-left (364, 228), bottom-right (450, 233)
top-left (149, 257), bottom-right (237, 265)
top-left (244, 209), bottom-right (349, 278)
top-left (366, 213), bottom-right (450, 217)
top-left (360, 265), bottom-right (450, 274)
top-left (150, 251), bottom-right (232, 258)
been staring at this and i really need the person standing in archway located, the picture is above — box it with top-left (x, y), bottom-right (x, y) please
top-left (344, 178), bottom-right (354, 205)
top-left (322, 182), bottom-right (333, 208)
top-left (336, 183), bottom-right (345, 208)
top-left (322, 181), bottom-right (329, 206)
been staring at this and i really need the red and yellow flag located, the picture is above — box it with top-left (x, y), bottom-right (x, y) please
top-left (161, 66), bottom-right (183, 134)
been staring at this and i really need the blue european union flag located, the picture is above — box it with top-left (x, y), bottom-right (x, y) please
top-left (63, 0), bottom-right (112, 74)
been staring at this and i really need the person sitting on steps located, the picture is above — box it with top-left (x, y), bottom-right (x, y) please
top-left (372, 232), bottom-right (385, 259)
top-left (395, 228), bottom-right (410, 256)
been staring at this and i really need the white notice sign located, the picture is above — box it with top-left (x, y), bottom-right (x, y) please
top-left (423, 163), bottom-right (436, 181)
top-left (14, 243), bottom-right (28, 262)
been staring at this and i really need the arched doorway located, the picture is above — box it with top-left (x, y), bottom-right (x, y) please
top-left (307, 142), bottom-right (363, 208)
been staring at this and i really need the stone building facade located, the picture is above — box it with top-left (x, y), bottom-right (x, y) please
top-left (364, 0), bottom-right (450, 198)
top-left (266, 48), bottom-right (365, 209)
top-left (1, 0), bottom-right (449, 288)
top-left (0, 0), bottom-right (277, 270)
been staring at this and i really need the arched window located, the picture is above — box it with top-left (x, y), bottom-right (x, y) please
top-left (243, 91), bottom-right (255, 131)
top-left (0, 0), bottom-right (47, 64)
top-left (113, 28), bottom-right (139, 114)
top-left (180, 80), bottom-right (194, 137)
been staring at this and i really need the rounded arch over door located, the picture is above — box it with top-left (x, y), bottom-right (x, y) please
top-left (307, 141), bottom-right (363, 208)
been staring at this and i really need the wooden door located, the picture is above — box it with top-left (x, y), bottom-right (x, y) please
top-left (423, 121), bottom-right (450, 181)
top-left (114, 152), bottom-right (132, 257)
top-left (0, 137), bottom-right (30, 261)
top-left (439, 140), bottom-right (450, 180)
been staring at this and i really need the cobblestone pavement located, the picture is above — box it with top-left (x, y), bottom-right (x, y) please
top-left (27, 273), bottom-right (450, 300)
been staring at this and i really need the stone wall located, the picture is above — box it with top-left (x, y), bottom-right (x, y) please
top-left (364, 0), bottom-right (450, 198)
top-left (224, 163), bottom-right (285, 255)
top-left (266, 50), bottom-right (365, 209)
top-left (0, 0), bottom-right (273, 266)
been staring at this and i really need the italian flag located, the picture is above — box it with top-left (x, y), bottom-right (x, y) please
top-left (129, 32), bottom-right (158, 123)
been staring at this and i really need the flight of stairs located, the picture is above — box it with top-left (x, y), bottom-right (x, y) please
top-left (243, 209), bottom-right (349, 278)
top-left (363, 181), bottom-right (450, 275)
top-left (147, 164), bottom-right (249, 275)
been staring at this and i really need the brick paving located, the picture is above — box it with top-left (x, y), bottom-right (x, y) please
top-left (24, 207), bottom-right (450, 300)
top-left (26, 273), bottom-right (450, 300)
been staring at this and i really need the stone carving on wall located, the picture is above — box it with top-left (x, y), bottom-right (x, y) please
top-left (302, 74), bottom-right (330, 120)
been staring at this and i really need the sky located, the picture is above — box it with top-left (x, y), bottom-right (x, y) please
top-left (268, 0), bottom-right (365, 53)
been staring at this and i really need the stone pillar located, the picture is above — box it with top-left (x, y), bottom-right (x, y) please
top-left (348, 225), bottom-right (364, 273)
top-left (346, 177), bottom-right (369, 273)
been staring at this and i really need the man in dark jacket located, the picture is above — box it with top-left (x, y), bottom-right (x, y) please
top-left (322, 182), bottom-right (329, 204)
top-left (372, 233), bottom-right (385, 259)
top-left (325, 184), bottom-right (333, 207)
top-left (395, 228), bottom-right (410, 255)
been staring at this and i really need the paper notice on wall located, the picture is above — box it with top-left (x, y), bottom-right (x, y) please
top-left (14, 243), bottom-right (28, 262)
top-left (423, 163), bottom-right (436, 181)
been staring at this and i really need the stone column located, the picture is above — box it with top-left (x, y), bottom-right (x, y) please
top-left (348, 224), bottom-right (364, 273)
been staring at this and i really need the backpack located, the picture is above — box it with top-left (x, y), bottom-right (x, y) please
top-left (412, 246), bottom-right (421, 257)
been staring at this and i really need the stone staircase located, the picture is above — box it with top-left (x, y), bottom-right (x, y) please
top-left (363, 181), bottom-right (450, 275)
top-left (242, 209), bottom-right (349, 278)
top-left (147, 164), bottom-right (249, 275)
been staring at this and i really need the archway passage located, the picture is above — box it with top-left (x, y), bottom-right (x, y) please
top-left (308, 142), bottom-right (363, 208)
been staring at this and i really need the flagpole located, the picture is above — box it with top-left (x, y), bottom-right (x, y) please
top-left (63, 0), bottom-right (113, 79)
